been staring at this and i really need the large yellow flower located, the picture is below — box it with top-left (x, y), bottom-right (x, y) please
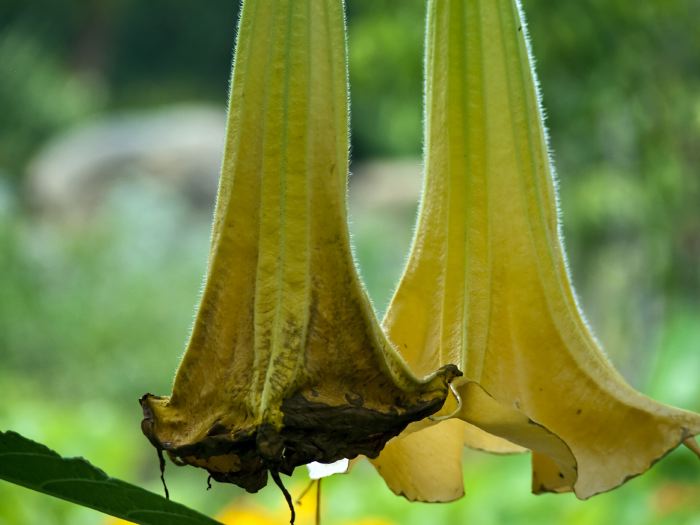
top-left (371, 0), bottom-right (700, 502)
top-left (140, 0), bottom-right (458, 499)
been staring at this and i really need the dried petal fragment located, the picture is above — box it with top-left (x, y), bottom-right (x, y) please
top-left (372, 0), bottom-right (700, 501)
top-left (140, 0), bottom-right (459, 494)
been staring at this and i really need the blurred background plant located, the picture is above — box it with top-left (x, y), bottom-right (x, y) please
top-left (1, 1), bottom-right (699, 524)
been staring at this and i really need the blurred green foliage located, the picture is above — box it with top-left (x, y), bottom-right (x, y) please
top-left (1, 1), bottom-right (700, 524)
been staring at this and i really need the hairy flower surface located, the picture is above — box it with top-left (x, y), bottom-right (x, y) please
top-left (371, 0), bottom-right (700, 502)
top-left (140, 0), bottom-right (459, 496)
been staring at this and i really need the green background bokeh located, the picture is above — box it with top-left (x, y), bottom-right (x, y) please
top-left (1, 1), bottom-right (699, 523)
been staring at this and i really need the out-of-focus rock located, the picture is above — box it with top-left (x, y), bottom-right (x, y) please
top-left (27, 106), bottom-right (423, 223)
top-left (350, 159), bottom-right (422, 210)
top-left (26, 105), bottom-right (225, 219)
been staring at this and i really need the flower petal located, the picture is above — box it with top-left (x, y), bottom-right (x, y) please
top-left (373, 0), bottom-right (700, 500)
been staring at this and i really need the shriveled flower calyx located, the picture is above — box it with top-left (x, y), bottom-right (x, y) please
top-left (140, 0), bottom-right (459, 500)
top-left (370, 0), bottom-right (700, 502)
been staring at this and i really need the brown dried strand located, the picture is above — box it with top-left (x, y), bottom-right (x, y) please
top-left (156, 447), bottom-right (169, 500)
top-left (271, 469), bottom-right (295, 525)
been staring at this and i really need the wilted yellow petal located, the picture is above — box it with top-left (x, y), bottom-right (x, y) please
top-left (371, 419), bottom-right (466, 502)
top-left (140, 0), bottom-right (459, 497)
top-left (373, 0), bottom-right (700, 501)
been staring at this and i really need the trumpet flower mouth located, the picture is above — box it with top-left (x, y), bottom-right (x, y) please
top-left (141, 363), bottom-right (460, 492)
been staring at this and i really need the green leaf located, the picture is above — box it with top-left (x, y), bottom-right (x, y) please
top-left (0, 431), bottom-right (221, 525)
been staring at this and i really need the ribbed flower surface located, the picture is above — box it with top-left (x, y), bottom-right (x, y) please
top-left (371, 0), bottom-right (700, 502)
top-left (140, 0), bottom-right (459, 495)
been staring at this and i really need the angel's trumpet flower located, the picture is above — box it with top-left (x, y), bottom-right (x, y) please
top-left (140, 0), bottom-right (459, 497)
top-left (371, 0), bottom-right (700, 502)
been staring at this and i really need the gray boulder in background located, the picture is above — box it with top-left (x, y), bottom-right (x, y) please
top-left (27, 105), bottom-right (225, 219)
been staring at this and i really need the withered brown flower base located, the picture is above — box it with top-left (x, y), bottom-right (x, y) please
top-left (141, 377), bottom-right (458, 493)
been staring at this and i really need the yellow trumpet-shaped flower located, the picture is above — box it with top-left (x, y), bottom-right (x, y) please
top-left (139, 0), bottom-right (459, 498)
top-left (371, 0), bottom-right (700, 502)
